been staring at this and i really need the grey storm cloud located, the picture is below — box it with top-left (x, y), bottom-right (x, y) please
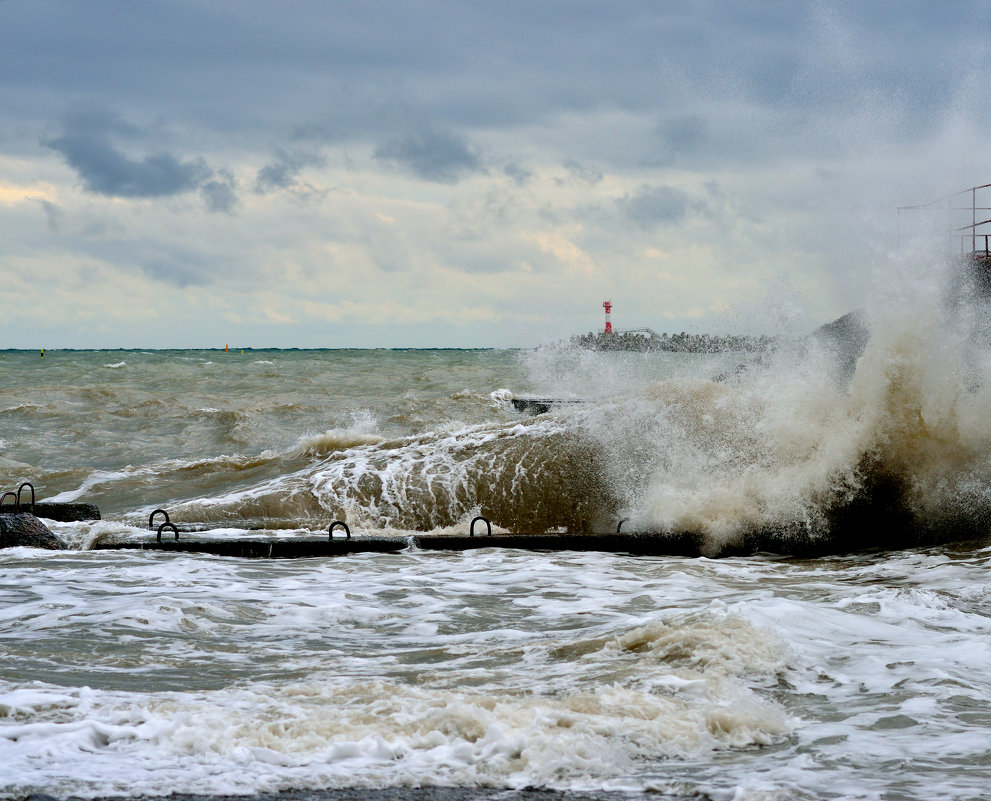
top-left (656, 115), bottom-right (708, 164)
top-left (561, 159), bottom-right (604, 186)
top-left (618, 184), bottom-right (709, 231)
top-left (291, 123), bottom-right (344, 144)
top-left (77, 236), bottom-right (217, 289)
top-left (254, 148), bottom-right (326, 193)
top-left (10, 3), bottom-right (988, 183)
top-left (140, 259), bottom-right (210, 288)
top-left (201, 169), bottom-right (239, 213)
top-left (43, 120), bottom-right (207, 198)
top-left (374, 125), bottom-right (483, 183)
top-left (503, 163), bottom-right (533, 186)
top-left (38, 199), bottom-right (64, 232)
top-left (41, 108), bottom-right (232, 207)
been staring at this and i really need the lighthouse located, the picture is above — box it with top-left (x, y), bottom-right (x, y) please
top-left (602, 300), bottom-right (613, 334)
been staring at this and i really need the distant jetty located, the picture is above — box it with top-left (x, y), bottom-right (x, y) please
top-left (571, 328), bottom-right (773, 353)
top-left (574, 300), bottom-right (773, 353)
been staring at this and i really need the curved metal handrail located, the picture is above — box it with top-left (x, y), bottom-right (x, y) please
top-left (16, 483), bottom-right (35, 512)
top-left (157, 522), bottom-right (179, 542)
top-left (0, 491), bottom-right (18, 512)
top-left (470, 516), bottom-right (492, 537)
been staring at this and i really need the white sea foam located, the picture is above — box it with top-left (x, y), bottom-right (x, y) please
top-left (4, 526), bottom-right (991, 798)
top-left (489, 387), bottom-right (514, 406)
top-left (0, 667), bottom-right (789, 798)
top-left (726, 550), bottom-right (991, 800)
top-left (0, 546), bottom-right (790, 796)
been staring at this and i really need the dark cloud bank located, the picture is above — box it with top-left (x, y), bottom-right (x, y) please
top-left (374, 124), bottom-right (483, 183)
top-left (42, 109), bottom-right (235, 210)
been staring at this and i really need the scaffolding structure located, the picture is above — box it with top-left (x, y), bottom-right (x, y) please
top-left (898, 183), bottom-right (991, 259)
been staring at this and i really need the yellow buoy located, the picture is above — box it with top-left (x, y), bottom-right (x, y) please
top-left (40, 348), bottom-right (44, 358)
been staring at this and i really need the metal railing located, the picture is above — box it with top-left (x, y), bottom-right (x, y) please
top-left (898, 183), bottom-right (991, 258)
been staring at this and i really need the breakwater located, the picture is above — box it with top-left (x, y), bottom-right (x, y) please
top-left (570, 329), bottom-right (773, 352)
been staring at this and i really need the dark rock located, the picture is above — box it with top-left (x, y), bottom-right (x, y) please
top-left (0, 513), bottom-right (64, 549)
top-left (511, 398), bottom-right (586, 415)
top-left (812, 310), bottom-right (871, 382)
top-left (813, 309), bottom-right (870, 352)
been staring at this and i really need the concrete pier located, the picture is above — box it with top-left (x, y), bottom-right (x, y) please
top-left (94, 538), bottom-right (407, 558)
top-left (93, 531), bottom-right (706, 558)
top-left (30, 502), bottom-right (102, 522)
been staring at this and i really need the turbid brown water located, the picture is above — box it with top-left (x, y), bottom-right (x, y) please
top-left (4, 339), bottom-right (991, 800)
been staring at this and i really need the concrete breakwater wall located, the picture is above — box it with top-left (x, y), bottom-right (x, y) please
top-left (570, 330), bottom-right (774, 353)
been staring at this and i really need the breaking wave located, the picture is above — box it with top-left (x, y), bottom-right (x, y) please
top-left (153, 302), bottom-right (991, 554)
top-left (0, 608), bottom-right (788, 795)
top-left (23, 255), bottom-right (991, 557)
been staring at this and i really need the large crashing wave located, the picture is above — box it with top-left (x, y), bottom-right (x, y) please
top-left (587, 262), bottom-right (991, 554)
top-left (112, 258), bottom-right (991, 555)
top-left (168, 418), bottom-right (616, 535)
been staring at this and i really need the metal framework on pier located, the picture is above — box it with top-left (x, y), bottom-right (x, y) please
top-left (898, 183), bottom-right (991, 259)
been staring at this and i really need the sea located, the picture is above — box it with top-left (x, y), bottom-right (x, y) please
top-left (3, 297), bottom-right (991, 800)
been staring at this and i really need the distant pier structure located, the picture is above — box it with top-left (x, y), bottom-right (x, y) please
top-left (898, 182), bottom-right (991, 298)
top-left (572, 300), bottom-right (771, 353)
top-left (898, 182), bottom-right (991, 259)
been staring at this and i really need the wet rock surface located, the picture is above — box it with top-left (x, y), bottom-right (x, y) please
top-left (0, 513), bottom-right (64, 549)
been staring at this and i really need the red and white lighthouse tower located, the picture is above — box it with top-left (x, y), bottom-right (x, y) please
top-left (602, 300), bottom-right (612, 334)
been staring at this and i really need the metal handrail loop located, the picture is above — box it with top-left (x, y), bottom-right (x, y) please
top-left (16, 483), bottom-right (35, 512)
top-left (149, 509), bottom-right (170, 530)
top-left (329, 520), bottom-right (351, 540)
top-left (470, 516), bottom-right (492, 537)
top-left (157, 522), bottom-right (179, 542)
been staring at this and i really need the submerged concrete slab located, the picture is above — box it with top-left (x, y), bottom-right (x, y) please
top-left (29, 503), bottom-right (102, 522)
top-left (91, 531), bottom-right (711, 558)
top-left (412, 532), bottom-right (704, 555)
top-left (93, 538), bottom-right (407, 558)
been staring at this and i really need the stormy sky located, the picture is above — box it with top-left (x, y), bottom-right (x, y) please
top-left (2, 0), bottom-right (990, 348)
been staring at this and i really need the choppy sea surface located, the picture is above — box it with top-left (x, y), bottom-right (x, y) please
top-left (3, 324), bottom-right (991, 800)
